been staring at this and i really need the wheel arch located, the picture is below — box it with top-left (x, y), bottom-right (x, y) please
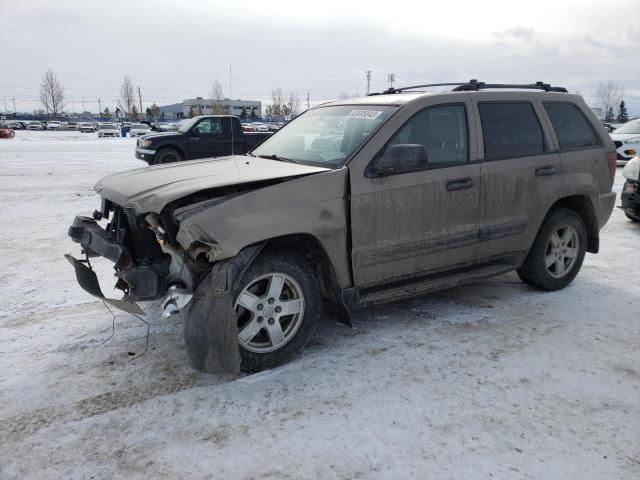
top-left (547, 195), bottom-right (599, 253)
top-left (154, 144), bottom-right (185, 162)
top-left (259, 233), bottom-right (352, 325)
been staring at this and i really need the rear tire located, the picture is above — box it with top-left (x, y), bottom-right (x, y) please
top-left (154, 148), bottom-right (182, 164)
top-left (517, 208), bottom-right (587, 291)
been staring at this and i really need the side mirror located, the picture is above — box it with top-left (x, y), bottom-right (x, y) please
top-left (368, 144), bottom-right (428, 177)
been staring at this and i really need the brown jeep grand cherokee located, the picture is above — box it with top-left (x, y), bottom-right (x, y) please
top-left (67, 80), bottom-right (617, 372)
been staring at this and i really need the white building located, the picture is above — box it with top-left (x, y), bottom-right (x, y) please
top-left (183, 97), bottom-right (261, 118)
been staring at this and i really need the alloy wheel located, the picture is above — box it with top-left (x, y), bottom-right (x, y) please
top-left (234, 273), bottom-right (305, 353)
top-left (545, 224), bottom-right (579, 278)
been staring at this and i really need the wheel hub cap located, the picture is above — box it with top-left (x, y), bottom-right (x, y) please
top-left (234, 273), bottom-right (305, 353)
top-left (545, 224), bottom-right (579, 279)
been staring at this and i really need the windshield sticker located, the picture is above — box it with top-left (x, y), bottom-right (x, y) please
top-left (347, 110), bottom-right (383, 120)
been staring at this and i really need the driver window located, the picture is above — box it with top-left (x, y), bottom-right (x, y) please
top-left (194, 118), bottom-right (222, 135)
top-left (385, 104), bottom-right (468, 166)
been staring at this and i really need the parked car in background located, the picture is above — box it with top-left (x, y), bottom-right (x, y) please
top-left (157, 123), bottom-right (173, 132)
top-left (0, 121), bottom-right (16, 138)
top-left (8, 121), bottom-right (24, 130)
top-left (129, 123), bottom-right (152, 137)
top-left (610, 119), bottom-right (640, 165)
top-left (603, 122), bottom-right (623, 133)
top-left (26, 121), bottom-right (43, 131)
top-left (68, 81), bottom-right (616, 373)
top-left (97, 123), bottom-right (120, 138)
top-left (620, 156), bottom-right (640, 222)
top-left (46, 121), bottom-right (62, 131)
top-left (134, 115), bottom-right (271, 164)
top-left (67, 122), bottom-right (80, 131)
top-left (79, 122), bottom-right (95, 133)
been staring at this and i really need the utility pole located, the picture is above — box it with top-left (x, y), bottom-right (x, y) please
top-left (2, 98), bottom-right (6, 113)
top-left (229, 59), bottom-right (232, 100)
top-left (306, 92), bottom-right (310, 110)
top-left (71, 100), bottom-right (75, 114)
top-left (13, 96), bottom-right (16, 114)
top-left (98, 98), bottom-right (102, 116)
top-left (365, 70), bottom-right (372, 95)
top-left (137, 87), bottom-right (143, 118)
top-left (82, 97), bottom-right (86, 113)
top-left (387, 73), bottom-right (395, 90)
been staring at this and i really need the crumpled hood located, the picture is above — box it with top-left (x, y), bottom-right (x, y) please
top-left (95, 155), bottom-right (330, 213)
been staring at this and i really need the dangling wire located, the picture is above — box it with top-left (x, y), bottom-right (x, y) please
top-left (101, 301), bottom-right (116, 344)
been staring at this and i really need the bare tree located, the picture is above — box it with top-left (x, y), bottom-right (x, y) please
top-left (118, 75), bottom-right (136, 117)
top-left (285, 91), bottom-right (301, 118)
top-left (210, 80), bottom-right (229, 114)
top-left (265, 88), bottom-right (285, 119)
top-left (39, 69), bottom-right (66, 116)
top-left (338, 91), bottom-right (362, 100)
top-left (596, 81), bottom-right (624, 120)
top-left (148, 103), bottom-right (161, 120)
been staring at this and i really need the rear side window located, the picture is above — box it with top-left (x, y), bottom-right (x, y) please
top-left (544, 102), bottom-right (602, 150)
top-left (478, 102), bottom-right (546, 161)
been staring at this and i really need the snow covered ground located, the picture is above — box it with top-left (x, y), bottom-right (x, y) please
top-left (1, 131), bottom-right (639, 479)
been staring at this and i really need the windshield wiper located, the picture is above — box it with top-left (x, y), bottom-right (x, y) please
top-left (256, 154), bottom-right (296, 163)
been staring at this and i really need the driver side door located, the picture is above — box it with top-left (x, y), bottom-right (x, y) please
top-left (185, 118), bottom-right (225, 159)
top-left (349, 101), bottom-right (482, 287)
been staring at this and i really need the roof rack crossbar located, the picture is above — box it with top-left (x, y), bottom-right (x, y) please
top-left (368, 79), bottom-right (567, 96)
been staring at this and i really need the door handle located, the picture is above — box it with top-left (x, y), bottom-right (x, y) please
top-left (446, 178), bottom-right (474, 191)
top-left (535, 165), bottom-right (557, 176)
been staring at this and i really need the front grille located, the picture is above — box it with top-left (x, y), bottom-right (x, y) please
top-left (617, 153), bottom-right (626, 160)
top-left (614, 141), bottom-right (623, 148)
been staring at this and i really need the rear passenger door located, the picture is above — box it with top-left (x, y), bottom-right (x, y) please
top-left (474, 98), bottom-right (561, 263)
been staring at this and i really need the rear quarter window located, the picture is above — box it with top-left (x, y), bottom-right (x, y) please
top-left (478, 102), bottom-right (547, 161)
top-left (543, 102), bottom-right (602, 150)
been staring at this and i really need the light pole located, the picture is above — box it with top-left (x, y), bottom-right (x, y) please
top-left (365, 70), bottom-right (371, 95)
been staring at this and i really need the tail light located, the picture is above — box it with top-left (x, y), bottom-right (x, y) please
top-left (607, 151), bottom-right (616, 178)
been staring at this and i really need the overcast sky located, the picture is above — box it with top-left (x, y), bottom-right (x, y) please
top-left (1, 0), bottom-right (639, 115)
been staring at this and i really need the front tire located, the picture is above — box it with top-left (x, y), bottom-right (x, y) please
top-left (517, 208), bottom-right (587, 291)
top-left (234, 252), bottom-right (321, 371)
top-left (154, 147), bottom-right (182, 164)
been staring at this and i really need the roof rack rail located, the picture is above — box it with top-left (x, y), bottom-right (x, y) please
top-left (452, 79), bottom-right (568, 93)
top-left (368, 79), bottom-right (568, 95)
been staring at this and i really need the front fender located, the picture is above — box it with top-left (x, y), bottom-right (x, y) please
top-left (176, 168), bottom-right (352, 288)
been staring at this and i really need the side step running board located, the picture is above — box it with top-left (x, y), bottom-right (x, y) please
top-left (359, 264), bottom-right (517, 307)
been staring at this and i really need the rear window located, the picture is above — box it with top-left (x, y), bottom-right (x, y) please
top-left (543, 102), bottom-right (602, 150)
top-left (478, 102), bottom-right (546, 161)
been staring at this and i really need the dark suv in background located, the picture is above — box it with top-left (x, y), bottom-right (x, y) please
top-left (68, 80), bottom-right (616, 372)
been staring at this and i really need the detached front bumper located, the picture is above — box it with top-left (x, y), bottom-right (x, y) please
top-left (67, 215), bottom-right (169, 313)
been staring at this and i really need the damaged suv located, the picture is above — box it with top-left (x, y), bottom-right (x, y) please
top-left (67, 80), bottom-right (616, 373)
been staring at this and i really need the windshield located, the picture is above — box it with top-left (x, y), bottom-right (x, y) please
top-left (178, 118), bottom-right (199, 133)
top-left (252, 105), bottom-right (398, 166)
top-left (131, 124), bottom-right (147, 129)
top-left (613, 120), bottom-right (640, 135)
top-left (100, 124), bottom-right (116, 130)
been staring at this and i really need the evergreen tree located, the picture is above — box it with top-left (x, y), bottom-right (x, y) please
top-left (240, 106), bottom-right (247, 120)
top-left (605, 106), bottom-right (615, 122)
top-left (617, 101), bottom-right (628, 123)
